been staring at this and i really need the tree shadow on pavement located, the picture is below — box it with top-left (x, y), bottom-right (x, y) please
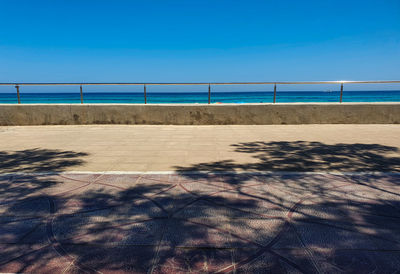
top-left (0, 143), bottom-right (400, 272)
top-left (0, 149), bottom-right (88, 173)
top-left (175, 141), bottom-right (400, 172)
top-left (1, 171), bottom-right (399, 273)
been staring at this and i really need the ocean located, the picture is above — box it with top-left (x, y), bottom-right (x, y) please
top-left (1, 90), bottom-right (400, 104)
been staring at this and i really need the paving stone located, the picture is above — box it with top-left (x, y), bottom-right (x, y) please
top-left (0, 172), bottom-right (399, 272)
top-left (0, 196), bottom-right (51, 217)
top-left (160, 218), bottom-right (234, 248)
top-left (218, 190), bottom-right (289, 218)
top-left (293, 219), bottom-right (391, 250)
top-left (234, 250), bottom-right (294, 273)
top-left (271, 248), bottom-right (321, 274)
top-left (227, 218), bottom-right (286, 247)
top-left (153, 246), bottom-right (234, 273)
top-left (61, 244), bottom-right (157, 273)
top-left (150, 186), bottom-right (197, 213)
top-left (0, 244), bottom-right (72, 274)
top-left (54, 217), bottom-right (166, 245)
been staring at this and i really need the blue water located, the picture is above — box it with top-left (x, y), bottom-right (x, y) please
top-left (0, 91), bottom-right (400, 104)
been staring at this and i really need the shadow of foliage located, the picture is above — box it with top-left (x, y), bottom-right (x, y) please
top-left (1, 171), bottom-right (399, 273)
top-left (175, 141), bottom-right (400, 172)
top-left (0, 149), bottom-right (88, 173)
top-left (0, 143), bottom-right (400, 272)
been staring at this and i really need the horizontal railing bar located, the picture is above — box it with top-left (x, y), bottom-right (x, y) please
top-left (0, 80), bottom-right (400, 86)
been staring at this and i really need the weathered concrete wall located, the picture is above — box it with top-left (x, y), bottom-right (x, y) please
top-left (0, 103), bottom-right (399, 125)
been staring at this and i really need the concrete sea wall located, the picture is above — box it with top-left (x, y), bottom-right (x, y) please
top-left (0, 103), bottom-right (399, 125)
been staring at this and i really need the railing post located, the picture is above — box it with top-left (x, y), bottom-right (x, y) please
top-left (80, 85), bottom-right (83, 104)
top-left (208, 84), bottom-right (211, 104)
top-left (15, 85), bottom-right (20, 104)
top-left (273, 84), bottom-right (277, 103)
top-left (144, 84), bottom-right (147, 104)
top-left (340, 83), bottom-right (343, 103)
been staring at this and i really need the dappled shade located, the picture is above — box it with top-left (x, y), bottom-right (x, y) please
top-left (0, 143), bottom-right (400, 272)
top-left (175, 141), bottom-right (400, 172)
top-left (0, 149), bottom-right (88, 173)
top-left (0, 172), bottom-right (399, 272)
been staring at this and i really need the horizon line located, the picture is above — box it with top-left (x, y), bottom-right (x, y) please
top-left (1, 80), bottom-right (400, 86)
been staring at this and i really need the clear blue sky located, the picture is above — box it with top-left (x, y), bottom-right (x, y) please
top-left (0, 0), bottom-right (399, 86)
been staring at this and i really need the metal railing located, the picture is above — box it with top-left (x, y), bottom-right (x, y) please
top-left (0, 80), bottom-right (399, 104)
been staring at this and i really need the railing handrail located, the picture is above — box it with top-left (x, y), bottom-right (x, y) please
top-left (2, 80), bottom-right (400, 104)
top-left (0, 80), bottom-right (400, 86)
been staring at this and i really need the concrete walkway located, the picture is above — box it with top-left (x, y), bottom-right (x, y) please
top-left (0, 172), bottom-right (399, 273)
top-left (0, 125), bottom-right (399, 172)
top-left (1, 125), bottom-right (400, 272)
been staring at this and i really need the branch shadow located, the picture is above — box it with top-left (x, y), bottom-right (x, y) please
top-left (175, 141), bottom-right (400, 173)
top-left (0, 148), bottom-right (89, 173)
top-left (1, 171), bottom-right (400, 272)
top-left (0, 143), bottom-right (400, 272)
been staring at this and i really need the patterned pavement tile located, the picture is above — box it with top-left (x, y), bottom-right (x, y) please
top-left (149, 185), bottom-right (198, 213)
top-left (233, 250), bottom-right (297, 273)
top-left (0, 173), bottom-right (399, 273)
top-left (54, 215), bottom-right (167, 245)
top-left (153, 246), bottom-right (235, 273)
top-left (160, 218), bottom-right (233, 248)
top-left (227, 218), bottom-right (286, 247)
top-left (292, 219), bottom-right (393, 250)
top-left (60, 244), bottom-right (157, 273)
top-left (218, 190), bottom-right (290, 218)
top-left (315, 249), bottom-right (400, 273)
top-left (0, 244), bottom-right (72, 274)
top-left (0, 196), bottom-right (51, 217)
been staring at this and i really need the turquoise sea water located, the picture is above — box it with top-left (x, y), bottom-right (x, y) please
top-left (1, 91), bottom-right (400, 104)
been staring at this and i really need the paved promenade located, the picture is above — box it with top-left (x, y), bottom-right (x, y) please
top-left (0, 125), bottom-right (399, 172)
top-left (0, 173), bottom-right (399, 273)
top-left (0, 125), bottom-right (399, 273)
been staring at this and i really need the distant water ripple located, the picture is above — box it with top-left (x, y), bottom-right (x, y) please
top-left (1, 91), bottom-right (400, 104)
